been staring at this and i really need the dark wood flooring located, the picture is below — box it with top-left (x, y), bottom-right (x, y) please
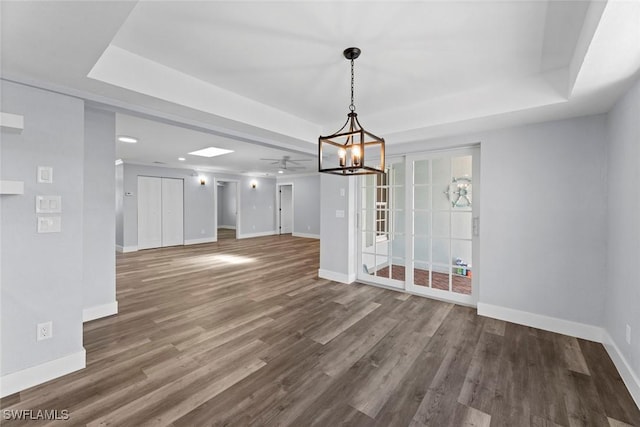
top-left (1, 235), bottom-right (638, 426)
top-left (217, 227), bottom-right (236, 240)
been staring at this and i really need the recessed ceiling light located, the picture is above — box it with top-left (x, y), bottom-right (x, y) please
top-left (178, 157), bottom-right (185, 161)
top-left (278, 170), bottom-right (284, 174)
top-left (117, 135), bottom-right (138, 144)
top-left (115, 159), bottom-right (123, 166)
top-left (188, 147), bottom-right (234, 158)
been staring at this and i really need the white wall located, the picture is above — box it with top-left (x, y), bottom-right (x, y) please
top-left (83, 107), bottom-right (117, 320)
top-left (1, 81), bottom-right (85, 391)
top-left (605, 76), bottom-right (640, 397)
top-left (277, 174), bottom-right (320, 238)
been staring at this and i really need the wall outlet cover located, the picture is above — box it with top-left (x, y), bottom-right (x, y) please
top-left (37, 321), bottom-right (53, 341)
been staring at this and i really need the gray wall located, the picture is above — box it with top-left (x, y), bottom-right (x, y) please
top-left (319, 174), bottom-right (356, 280)
top-left (605, 76), bottom-right (640, 379)
top-left (83, 108), bottom-right (116, 312)
top-left (120, 166), bottom-right (277, 246)
top-left (321, 113), bottom-right (608, 328)
top-left (236, 175), bottom-right (276, 237)
top-left (478, 115), bottom-right (607, 327)
top-left (1, 81), bottom-right (85, 375)
top-left (277, 174), bottom-right (320, 237)
top-left (218, 182), bottom-right (237, 228)
top-left (122, 164), bottom-right (216, 247)
top-left (216, 185), bottom-right (223, 227)
top-left (115, 163), bottom-right (124, 247)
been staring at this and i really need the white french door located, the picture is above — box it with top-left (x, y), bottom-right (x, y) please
top-left (357, 148), bottom-right (479, 305)
top-left (357, 157), bottom-right (406, 290)
top-left (405, 148), bottom-right (479, 305)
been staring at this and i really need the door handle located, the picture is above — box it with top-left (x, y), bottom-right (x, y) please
top-left (473, 217), bottom-right (480, 236)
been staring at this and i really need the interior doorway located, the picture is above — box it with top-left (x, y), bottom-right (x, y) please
top-left (216, 180), bottom-right (240, 240)
top-left (277, 183), bottom-right (293, 235)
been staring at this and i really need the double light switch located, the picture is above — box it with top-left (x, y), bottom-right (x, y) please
top-left (36, 195), bottom-right (62, 213)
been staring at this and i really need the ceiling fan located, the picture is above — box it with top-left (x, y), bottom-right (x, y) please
top-left (260, 155), bottom-right (312, 171)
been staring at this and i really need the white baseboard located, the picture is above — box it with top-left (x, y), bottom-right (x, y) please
top-left (218, 225), bottom-right (236, 230)
top-left (318, 269), bottom-right (356, 284)
top-left (83, 301), bottom-right (118, 322)
top-left (477, 302), bottom-right (604, 343)
top-left (115, 245), bottom-right (137, 253)
top-left (237, 230), bottom-right (276, 239)
top-left (184, 237), bottom-right (216, 245)
top-left (292, 232), bottom-right (320, 239)
top-left (0, 349), bottom-right (86, 398)
top-left (603, 331), bottom-right (640, 409)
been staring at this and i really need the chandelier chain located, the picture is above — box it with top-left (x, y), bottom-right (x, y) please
top-left (349, 59), bottom-right (355, 112)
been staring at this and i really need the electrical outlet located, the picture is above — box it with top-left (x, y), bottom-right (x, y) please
top-left (37, 321), bottom-right (53, 341)
top-left (626, 324), bottom-right (631, 345)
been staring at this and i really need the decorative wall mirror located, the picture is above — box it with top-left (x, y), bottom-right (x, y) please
top-left (445, 176), bottom-right (472, 208)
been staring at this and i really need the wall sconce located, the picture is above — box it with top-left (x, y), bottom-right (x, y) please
top-left (199, 175), bottom-right (206, 186)
top-left (250, 180), bottom-right (257, 189)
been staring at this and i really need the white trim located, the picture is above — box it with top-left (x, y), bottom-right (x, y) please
top-left (184, 237), bottom-right (216, 245)
top-left (0, 180), bottom-right (24, 195)
top-left (292, 232), bottom-right (320, 239)
top-left (276, 172), bottom-right (318, 179)
top-left (477, 302), bottom-right (604, 342)
top-left (603, 331), bottom-right (640, 409)
top-left (318, 269), bottom-right (356, 284)
top-left (83, 301), bottom-right (118, 322)
top-left (218, 225), bottom-right (236, 230)
top-left (237, 230), bottom-right (276, 239)
top-left (115, 245), bottom-right (138, 253)
top-left (0, 112), bottom-right (24, 132)
top-left (0, 349), bottom-right (86, 398)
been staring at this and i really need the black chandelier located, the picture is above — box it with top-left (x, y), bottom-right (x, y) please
top-left (318, 47), bottom-right (385, 176)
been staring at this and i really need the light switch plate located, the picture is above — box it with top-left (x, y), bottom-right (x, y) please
top-left (37, 166), bottom-right (53, 183)
top-left (37, 216), bottom-right (61, 233)
top-left (36, 195), bottom-right (62, 213)
top-left (336, 210), bottom-right (345, 218)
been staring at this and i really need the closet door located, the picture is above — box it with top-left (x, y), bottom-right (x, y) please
top-left (161, 178), bottom-right (184, 247)
top-left (138, 176), bottom-right (162, 250)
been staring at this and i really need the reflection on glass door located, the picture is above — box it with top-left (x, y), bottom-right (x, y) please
top-left (358, 158), bottom-right (405, 289)
top-left (407, 149), bottom-right (478, 304)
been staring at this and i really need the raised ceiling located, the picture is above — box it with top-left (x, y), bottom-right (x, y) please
top-left (2, 1), bottom-right (640, 161)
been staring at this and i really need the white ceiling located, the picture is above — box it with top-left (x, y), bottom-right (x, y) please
top-left (2, 1), bottom-right (640, 171)
top-left (115, 113), bottom-right (316, 175)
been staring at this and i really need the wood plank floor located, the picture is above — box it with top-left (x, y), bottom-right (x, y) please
top-left (2, 235), bottom-right (639, 426)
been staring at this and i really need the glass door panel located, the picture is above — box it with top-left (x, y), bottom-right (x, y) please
top-left (406, 149), bottom-right (478, 304)
top-left (357, 157), bottom-right (405, 289)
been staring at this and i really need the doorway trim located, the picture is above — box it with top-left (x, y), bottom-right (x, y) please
top-left (276, 182), bottom-right (294, 235)
top-left (214, 178), bottom-right (241, 241)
